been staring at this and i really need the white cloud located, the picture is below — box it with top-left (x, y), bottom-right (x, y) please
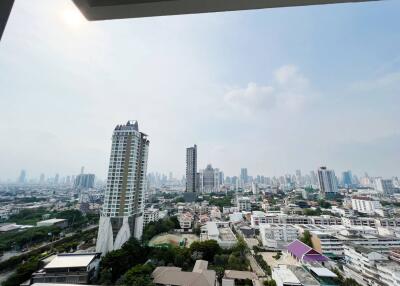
top-left (224, 83), bottom-right (276, 115)
top-left (223, 65), bottom-right (312, 116)
top-left (350, 72), bottom-right (400, 94)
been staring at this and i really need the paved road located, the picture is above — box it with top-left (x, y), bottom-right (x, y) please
top-left (246, 253), bottom-right (265, 277)
top-left (0, 250), bottom-right (20, 262)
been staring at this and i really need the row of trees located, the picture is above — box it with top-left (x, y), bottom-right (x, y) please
top-left (0, 225), bottom-right (62, 252)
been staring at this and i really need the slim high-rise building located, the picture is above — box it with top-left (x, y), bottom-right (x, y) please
top-left (186, 144), bottom-right (197, 192)
top-left (202, 164), bottom-right (215, 193)
top-left (39, 173), bottom-right (45, 184)
top-left (18, 170), bottom-right (26, 184)
top-left (96, 121), bottom-right (149, 255)
top-left (240, 168), bottom-right (248, 185)
top-left (317, 166), bottom-right (339, 198)
top-left (54, 173), bottom-right (60, 185)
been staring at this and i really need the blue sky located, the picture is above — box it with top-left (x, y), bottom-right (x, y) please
top-left (0, 0), bottom-right (399, 180)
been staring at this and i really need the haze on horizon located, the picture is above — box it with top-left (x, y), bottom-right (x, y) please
top-left (0, 0), bottom-right (399, 181)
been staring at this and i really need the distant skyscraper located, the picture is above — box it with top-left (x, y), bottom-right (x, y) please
top-left (54, 173), bottom-right (60, 185)
top-left (317, 166), bottom-right (339, 198)
top-left (18, 170), bottom-right (26, 184)
top-left (96, 121), bottom-right (149, 255)
top-left (74, 174), bottom-right (95, 189)
top-left (342, 170), bottom-right (353, 187)
top-left (240, 168), bottom-right (248, 185)
top-left (39, 173), bottom-right (45, 184)
top-left (202, 164), bottom-right (215, 193)
top-left (374, 178), bottom-right (394, 196)
top-left (310, 171), bottom-right (318, 186)
top-left (186, 145), bottom-right (197, 192)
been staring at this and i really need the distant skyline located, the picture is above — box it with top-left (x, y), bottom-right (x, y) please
top-left (1, 0), bottom-right (400, 180)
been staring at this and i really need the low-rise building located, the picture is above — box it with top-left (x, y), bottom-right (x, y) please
top-left (152, 260), bottom-right (216, 286)
top-left (287, 240), bottom-right (328, 264)
top-left (237, 197), bottom-right (251, 212)
top-left (229, 212), bottom-right (243, 223)
top-left (222, 270), bottom-right (258, 286)
top-left (210, 207), bottom-right (221, 220)
top-left (31, 253), bottom-right (101, 284)
top-left (179, 212), bottom-right (193, 230)
top-left (200, 222), bottom-right (237, 249)
top-left (343, 244), bottom-right (400, 286)
top-left (272, 265), bottom-right (320, 286)
top-left (259, 224), bottom-right (299, 249)
top-left (272, 264), bottom-right (301, 286)
top-left (376, 262), bottom-right (400, 286)
top-left (250, 211), bottom-right (267, 228)
top-left (143, 207), bottom-right (160, 226)
top-left (351, 196), bottom-right (382, 215)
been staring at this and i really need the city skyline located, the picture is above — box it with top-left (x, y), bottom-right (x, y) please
top-left (1, 0), bottom-right (400, 180)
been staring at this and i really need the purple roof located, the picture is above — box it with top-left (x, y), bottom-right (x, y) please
top-left (287, 240), bottom-right (328, 262)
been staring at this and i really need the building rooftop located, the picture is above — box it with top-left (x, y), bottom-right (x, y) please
top-left (193, 260), bottom-right (208, 273)
top-left (152, 260), bottom-right (215, 286)
top-left (309, 267), bottom-right (337, 278)
top-left (44, 253), bottom-right (98, 269)
top-left (288, 266), bottom-right (320, 286)
top-left (224, 270), bottom-right (257, 280)
top-left (287, 240), bottom-right (328, 262)
top-left (272, 265), bottom-right (301, 285)
top-left (37, 218), bottom-right (67, 224)
top-left (206, 222), bottom-right (219, 236)
top-left (252, 211), bottom-right (266, 217)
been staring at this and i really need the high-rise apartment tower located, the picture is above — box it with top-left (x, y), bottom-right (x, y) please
top-left (186, 145), bottom-right (197, 192)
top-left (317, 166), bottom-right (339, 198)
top-left (96, 121), bottom-right (149, 255)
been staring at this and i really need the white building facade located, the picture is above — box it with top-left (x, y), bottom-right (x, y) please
top-left (259, 224), bottom-right (299, 248)
top-left (351, 197), bottom-right (382, 215)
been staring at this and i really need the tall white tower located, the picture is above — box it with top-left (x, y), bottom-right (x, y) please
top-left (96, 121), bottom-right (149, 255)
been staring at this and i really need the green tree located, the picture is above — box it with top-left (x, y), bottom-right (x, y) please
top-left (99, 238), bottom-right (149, 283)
top-left (263, 279), bottom-right (277, 286)
top-left (272, 252), bottom-right (282, 260)
top-left (117, 264), bottom-right (155, 286)
top-left (189, 240), bottom-right (221, 262)
top-left (300, 230), bottom-right (313, 248)
top-left (318, 199), bottom-right (332, 209)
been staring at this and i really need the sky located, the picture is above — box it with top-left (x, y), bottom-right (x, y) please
top-left (0, 0), bottom-right (400, 181)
